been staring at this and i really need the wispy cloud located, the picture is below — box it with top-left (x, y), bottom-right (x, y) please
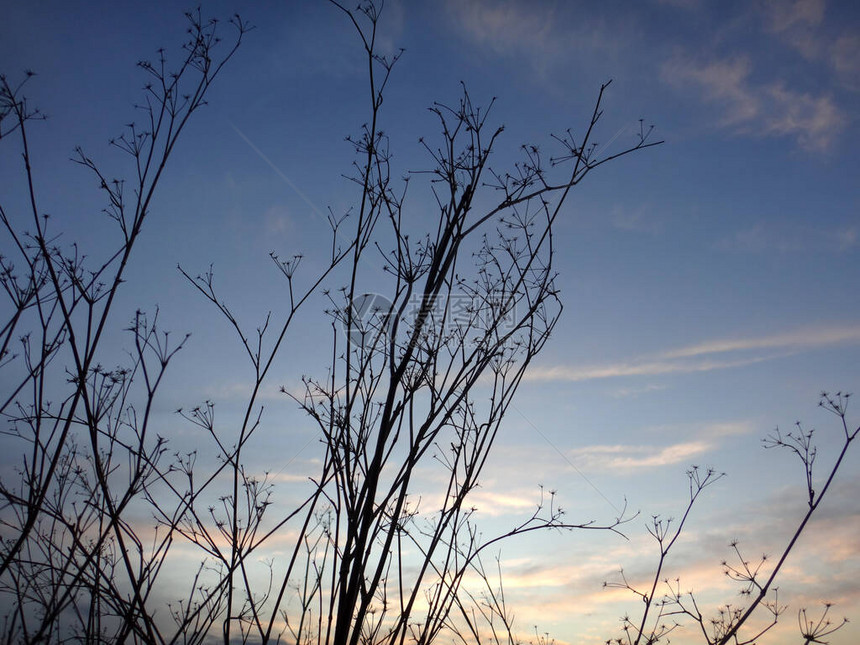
top-left (525, 354), bottom-right (774, 383)
top-left (201, 381), bottom-right (286, 403)
top-left (268, 472), bottom-right (316, 484)
top-left (660, 324), bottom-right (860, 359)
top-left (836, 226), bottom-right (858, 251)
top-left (443, 0), bottom-right (619, 80)
top-left (660, 0), bottom-right (855, 151)
top-left (567, 420), bottom-right (753, 472)
top-left (466, 489), bottom-right (539, 517)
top-left (716, 220), bottom-right (859, 254)
top-left (264, 204), bottom-right (297, 237)
top-left (525, 324), bottom-right (860, 383)
top-left (763, 0), bottom-right (825, 32)
top-left (661, 54), bottom-right (847, 151)
top-left (610, 205), bottom-right (662, 234)
top-left (761, 0), bottom-right (825, 59)
top-left (569, 440), bottom-right (712, 470)
top-left (663, 56), bottom-right (759, 125)
top-left (762, 81), bottom-right (847, 149)
top-left (445, 0), bottom-right (560, 65)
top-left (760, 0), bottom-right (860, 90)
top-left (610, 384), bottom-right (667, 399)
top-left (831, 33), bottom-right (860, 90)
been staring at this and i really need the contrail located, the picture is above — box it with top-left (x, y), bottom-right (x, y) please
top-left (230, 121), bottom-right (327, 221)
top-left (512, 404), bottom-right (624, 515)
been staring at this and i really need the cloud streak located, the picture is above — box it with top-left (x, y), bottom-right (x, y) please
top-left (445, 0), bottom-right (562, 70)
top-left (660, 324), bottom-right (860, 359)
top-left (525, 324), bottom-right (860, 383)
top-left (565, 420), bottom-right (753, 472)
top-left (525, 354), bottom-right (775, 383)
top-left (662, 54), bottom-right (847, 151)
top-left (716, 221), bottom-right (860, 254)
top-left (443, 0), bottom-right (621, 81)
top-left (569, 440), bottom-right (712, 470)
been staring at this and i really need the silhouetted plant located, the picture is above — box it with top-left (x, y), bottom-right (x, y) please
top-left (0, 10), bottom-right (248, 642)
top-left (172, 3), bottom-right (653, 643)
top-left (606, 392), bottom-right (856, 645)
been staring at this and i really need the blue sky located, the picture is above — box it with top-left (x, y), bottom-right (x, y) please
top-left (2, 0), bottom-right (859, 643)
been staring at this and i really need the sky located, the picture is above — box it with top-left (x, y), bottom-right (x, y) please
top-left (1, 0), bottom-right (859, 643)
